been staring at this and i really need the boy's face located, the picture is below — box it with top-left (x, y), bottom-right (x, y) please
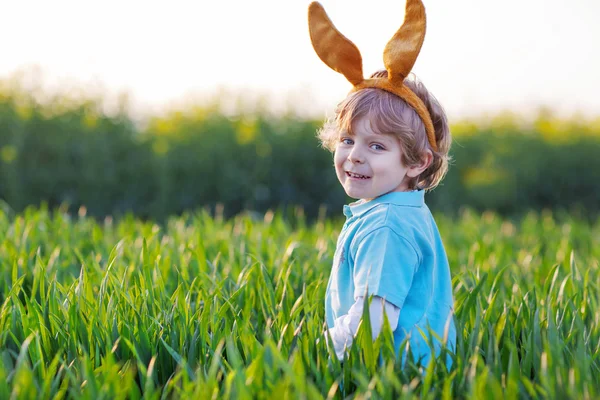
top-left (334, 117), bottom-right (422, 201)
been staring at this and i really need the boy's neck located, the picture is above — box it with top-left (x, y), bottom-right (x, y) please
top-left (353, 189), bottom-right (418, 205)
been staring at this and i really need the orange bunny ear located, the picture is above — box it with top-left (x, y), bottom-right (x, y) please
top-left (308, 2), bottom-right (364, 86)
top-left (384, 0), bottom-right (427, 84)
top-left (308, 0), bottom-right (438, 151)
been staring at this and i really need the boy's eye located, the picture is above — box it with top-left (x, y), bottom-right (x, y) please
top-left (370, 143), bottom-right (385, 151)
top-left (341, 138), bottom-right (354, 145)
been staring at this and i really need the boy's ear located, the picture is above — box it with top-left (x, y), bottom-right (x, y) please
top-left (406, 150), bottom-right (433, 178)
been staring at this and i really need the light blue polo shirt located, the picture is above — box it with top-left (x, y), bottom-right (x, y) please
top-left (325, 190), bottom-right (456, 366)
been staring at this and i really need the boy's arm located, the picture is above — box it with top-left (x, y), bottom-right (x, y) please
top-left (327, 296), bottom-right (400, 360)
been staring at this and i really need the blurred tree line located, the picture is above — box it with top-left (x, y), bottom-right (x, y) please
top-left (1, 82), bottom-right (600, 221)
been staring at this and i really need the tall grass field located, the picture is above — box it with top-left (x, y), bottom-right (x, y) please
top-left (0, 205), bottom-right (599, 399)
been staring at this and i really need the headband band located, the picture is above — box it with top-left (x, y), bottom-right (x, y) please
top-left (308, 0), bottom-right (437, 151)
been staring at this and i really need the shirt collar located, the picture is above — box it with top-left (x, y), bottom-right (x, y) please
top-left (342, 190), bottom-right (425, 218)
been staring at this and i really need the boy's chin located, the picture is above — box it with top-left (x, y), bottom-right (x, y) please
top-left (344, 186), bottom-right (389, 201)
top-left (344, 189), bottom-right (370, 200)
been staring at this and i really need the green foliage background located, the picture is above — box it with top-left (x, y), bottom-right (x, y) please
top-left (1, 83), bottom-right (600, 220)
top-left (1, 81), bottom-right (600, 397)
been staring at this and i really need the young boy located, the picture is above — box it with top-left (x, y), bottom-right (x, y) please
top-left (308, 0), bottom-right (456, 366)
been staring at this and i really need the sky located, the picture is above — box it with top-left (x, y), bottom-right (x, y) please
top-left (1, 0), bottom-right (599, 121)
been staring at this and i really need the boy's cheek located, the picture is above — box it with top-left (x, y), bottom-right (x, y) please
top-left (333, 153), bottom-right (342, 169)
top-left (334, 149), bottom-right (347, 165)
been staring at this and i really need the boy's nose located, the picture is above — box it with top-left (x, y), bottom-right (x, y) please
top-left (348, 148), bottom-right (365, 163)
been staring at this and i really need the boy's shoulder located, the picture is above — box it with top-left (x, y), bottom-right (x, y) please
top-left (355, 201), bottom-right (428, 237)
top-left (344, 191), bottom-right (434, 242)
top-left (348, 203), bottom-right (426, 261)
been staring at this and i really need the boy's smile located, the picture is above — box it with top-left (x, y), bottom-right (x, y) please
top-left (334, 117), bottom-right (426, 201)
top-left (346, 171), bottom-right (370, 180)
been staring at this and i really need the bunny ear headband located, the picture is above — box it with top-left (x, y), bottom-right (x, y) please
top-left (308, 0), bottom-right (437, 151)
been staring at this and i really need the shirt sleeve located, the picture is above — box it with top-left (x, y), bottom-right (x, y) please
top-left (327, 296), bottom-right (400, 360)
top-left (352, 227), bottom-right (420, 309)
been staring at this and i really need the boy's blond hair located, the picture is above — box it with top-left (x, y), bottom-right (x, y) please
top-left (318, 71), bottom-right (451, 191)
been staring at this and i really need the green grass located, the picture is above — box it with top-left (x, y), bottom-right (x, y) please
top-left (0, 205), bottom-right (599, 399)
